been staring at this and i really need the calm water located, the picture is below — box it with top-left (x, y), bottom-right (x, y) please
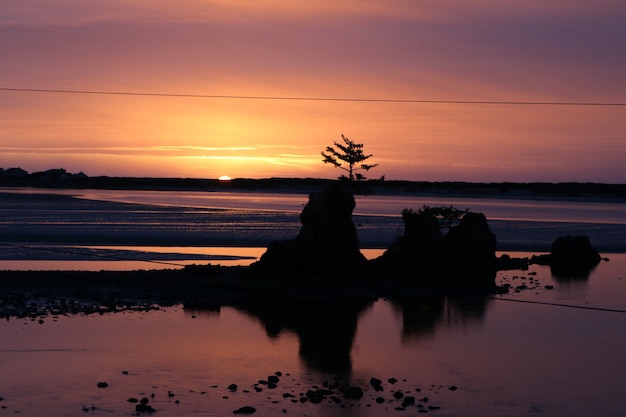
top-left (9, 187), bottom-right (626, 223)
top-left (1, 188), bottom-right (626, 416)
top-left (1, 256), bottom-right (626, 416)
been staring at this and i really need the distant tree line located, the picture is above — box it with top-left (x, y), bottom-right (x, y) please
top-left (1, 166), bottom-right (625, 199)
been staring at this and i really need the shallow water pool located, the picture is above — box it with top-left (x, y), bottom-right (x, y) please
top-left (1, 255), bottom-right (625, 416)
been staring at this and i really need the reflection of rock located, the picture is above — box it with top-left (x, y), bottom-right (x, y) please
top-left (532, 235), bottom-right (602, 281)
top-left (254, 187), bottom-right (367, 277)
top-left (225, 298), bottom-right (371, 375)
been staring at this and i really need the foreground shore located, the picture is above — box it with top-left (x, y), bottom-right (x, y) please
top-left (0, 258), bottom-right (518, 320)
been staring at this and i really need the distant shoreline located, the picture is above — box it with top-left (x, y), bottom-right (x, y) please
top-left (2, 175), bottom-right (626, 203)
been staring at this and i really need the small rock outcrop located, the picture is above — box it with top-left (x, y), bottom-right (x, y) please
top-left (532, 235), bottom-right (602, 279)
top-left (253, 187), bottom-right (367, 277)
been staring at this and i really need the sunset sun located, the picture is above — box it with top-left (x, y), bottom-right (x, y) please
top-left (218, 175), bottom-right (232, 181)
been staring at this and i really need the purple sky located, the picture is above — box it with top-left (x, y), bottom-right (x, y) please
top-left (1, 1), bottom-right (625, 182)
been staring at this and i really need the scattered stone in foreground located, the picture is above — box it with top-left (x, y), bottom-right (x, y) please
top-left (370, 377), bottom-right (384, 391)
top-left (134, 397), bottom-right (156, 413)
top-left (233, 405), bottom-right (257, 414)
top-left (267, 375), bottom-right (280, 384)
top-left (135, 403), bottom-right (156, 413)
top-left (114, 372), bottom-right (457, 414)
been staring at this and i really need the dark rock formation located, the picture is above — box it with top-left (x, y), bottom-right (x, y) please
top-left (374, 210), bottom-right (443, 269)
top-left (531, 235), bottom-right (602, 280)
top-left (373, 210), bottom-right (497, 276)
top-left (253, 186), bottom-right (367, 277)
top-left (444, 212), bottom-right (497, 268)
top-left (550, 235), bottom-right (601, 266)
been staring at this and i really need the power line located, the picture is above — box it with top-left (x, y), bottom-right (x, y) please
top-left (1, 87), bottom-right (625, 107)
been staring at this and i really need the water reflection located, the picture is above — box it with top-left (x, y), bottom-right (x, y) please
top-left (550, 262), bottom-right (598, 281)
top-left (389, 293), bottom-right (492, 342)
top-left (187, 299), bottom-right (372, 376)
top-left (184, 284), bottom-right (496, 376)
top-left (3, 256), bottom-right (626, 417)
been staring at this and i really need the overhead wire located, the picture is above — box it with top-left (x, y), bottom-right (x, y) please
top-left (1, 87), bottom-right (625, 107)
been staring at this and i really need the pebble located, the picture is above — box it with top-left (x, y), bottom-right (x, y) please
top-left (135, 403), bottom-right (156, 412)
top-left (114, 372), bottom-right (459, 414)
top-left (268, 375), bottom-right (280, 384)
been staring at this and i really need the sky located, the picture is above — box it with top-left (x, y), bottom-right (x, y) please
top-left (1, 0), bottom-right (625, 183)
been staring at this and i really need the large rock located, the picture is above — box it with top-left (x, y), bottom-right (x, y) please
top-left (550, 235), bottom-right (601, 266)
top-left (444, 212), bottom-right (497, 268)
top-left (254, 187), bottom-right (366, 277)
top-left (374, 210), bottom-right (497, 277)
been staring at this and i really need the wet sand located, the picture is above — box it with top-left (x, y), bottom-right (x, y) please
top-left (2, 189), bottom-right (626, 253)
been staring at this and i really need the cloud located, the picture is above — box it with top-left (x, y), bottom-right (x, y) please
top-left (3, 0), bottom-right (625, 101)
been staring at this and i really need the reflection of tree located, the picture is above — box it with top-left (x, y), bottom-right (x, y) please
top-left (218, 298), bottom-right (373, 376)
top-left (390, 287), bottom-right (493, 342)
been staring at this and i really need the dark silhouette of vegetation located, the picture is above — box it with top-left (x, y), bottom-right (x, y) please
top-left (321, 134), bottom-right (378, 181)
top-left (2, 166), bottom-right (625, 201)
top-left (403, 205), bottom-right (469, 233)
